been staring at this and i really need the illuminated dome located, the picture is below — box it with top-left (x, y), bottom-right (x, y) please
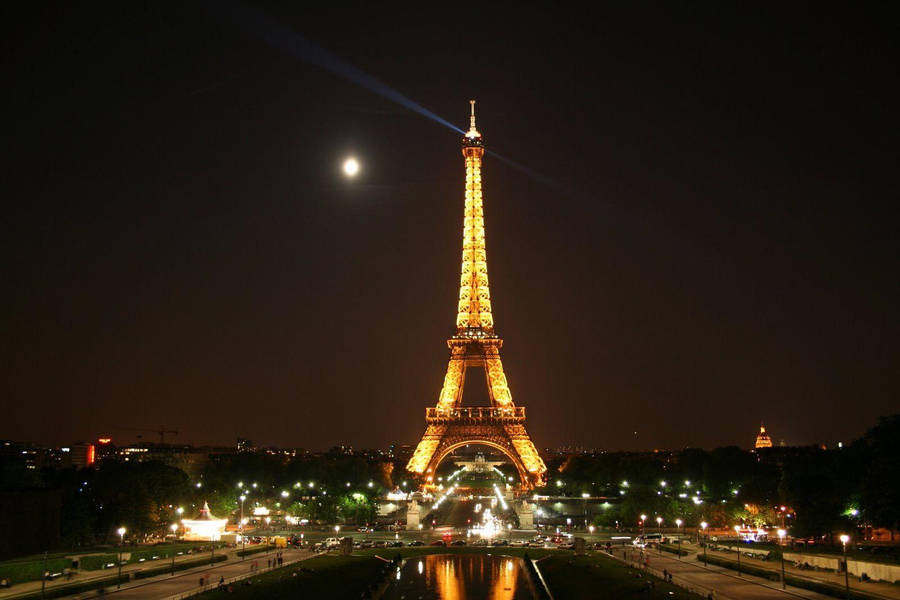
top-left (755, 424), bottom-right (773, 449)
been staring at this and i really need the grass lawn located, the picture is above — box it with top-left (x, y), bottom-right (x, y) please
top-left (537, 553), bottom-right (706, 599)
top-left (195, 555), bottom-right (385, 599)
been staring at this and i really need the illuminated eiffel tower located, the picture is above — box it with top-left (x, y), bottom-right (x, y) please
top-left (407, 101), bottom-right (546, 489)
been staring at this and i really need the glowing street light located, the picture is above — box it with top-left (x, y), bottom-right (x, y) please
top-left (734, 525), bottom-right (743, 576)
top-left (840, 534), bottom-right (851, 598)
top-left (777, 529), bottom-right (787, 588)
top-left (655, 517), bottom-right (663, 555)
top-left (170, 524), bottom-right (178, 575)
top-left (674, 519), bottom-right (683, 559)
top-left (700, 521), bottom-right (709, 566)
top-left (117, 527), bottom-right (126, 586)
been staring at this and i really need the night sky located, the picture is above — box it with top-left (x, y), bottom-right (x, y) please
top-left (3, 2), bottom-right (897, 451)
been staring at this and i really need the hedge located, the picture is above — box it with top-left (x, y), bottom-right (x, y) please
top-left (697, 554), bottom-right (879, 600)
top-left (134, 554), bottom-right (227, 579)
top-left (13, 574), bottom-right (129, 600)
top-left (78, 553), bottom-right (121, 571)
top-left (236, 545), bottom-right (275, 557)
top-left (0, 558), bottom-right (71, 585)
top-left (660, 544), bottom-right (690, 557)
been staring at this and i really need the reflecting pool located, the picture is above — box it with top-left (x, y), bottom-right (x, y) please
top-left (384, 553), bottom-right (534, 600)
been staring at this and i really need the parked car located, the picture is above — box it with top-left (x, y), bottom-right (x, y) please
top-left (430, 540), bottom-right (445, 546)
top-left (451, 540), bottom-right (467, 546)
top-left (492, 539), bottom-right (509, 546)
top-left (408, 541), bottom-right (424, 546)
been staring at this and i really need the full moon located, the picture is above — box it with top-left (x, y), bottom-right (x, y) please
top-left (343, 157), bottom-right (360, 177)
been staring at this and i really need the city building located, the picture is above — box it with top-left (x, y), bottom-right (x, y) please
top-left (755, 424), bottom-right (774, 449)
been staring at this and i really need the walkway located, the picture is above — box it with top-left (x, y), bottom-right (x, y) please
top-left (612, 547), bottom-right (834, 600)
top-left (702, 547), bottom-right (900, 600)
top-left (0, 547), bottom-right (314, 600)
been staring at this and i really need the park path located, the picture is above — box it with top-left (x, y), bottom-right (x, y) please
top-left (612, 546), bottom-right (834, 600)
top-left (0, 549), bottom-right (237, 600)
top-left (702, 547), bottom-right (900, 600)
top-left (107, 548), bottom-right (315, 599)
top-left (0, 548), bottom-right (315, 600)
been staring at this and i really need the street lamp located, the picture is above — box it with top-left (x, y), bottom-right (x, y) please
top-left (675, 519), bottom-right (683, 559)
top-left (117, 527), bottom-right (126, 587)
top-left (640, 514), bottom-right (647, 537)
top-left (239, 495), bottom-right (247, 560)
top-left (656, 517), bottom-right (663, 555)
top-left (840, 534), bottom-right (850, 599)
top-left (777, 529), bottom-right (787, 589)
top-left (700, 522), bottom-right (708, 567)
top-left (588, 525), bottom-right (595, 536)
top-left (734, 525), bottom-right (742, 576)
top-left (170, 524), bottom-right (178, 576)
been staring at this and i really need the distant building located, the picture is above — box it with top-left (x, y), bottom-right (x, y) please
top-left (755, 424), bottom-right (774, 449)
top-left (68, 442), bottom-right (96, 468)
top-left (236, 438), bottom-right (254, 453)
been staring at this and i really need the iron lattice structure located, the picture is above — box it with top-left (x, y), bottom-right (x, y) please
top-left (407, 101), bottom-right (547, 488)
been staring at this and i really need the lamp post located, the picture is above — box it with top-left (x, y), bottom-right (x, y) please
top-left (777, 529), bottom-right (786, 589)
top-left (117, 527), bottom-right (126, 588)
top-left (840, 534), bottom-right (850, 599)
top-left (700, 522), bottom-right (708, 567)
top-left (734, 525), bottom-right (741, 576)
top-left (656, 517), bottom-right (663, 555)
top-left (640, 514), bottom-right (646, 538)
top-left (170, 524), bottom-right (178, 576)
top-left (239, 495), bottom-right (247, 560)
top-left (675, 519), bottom-right (683, 560)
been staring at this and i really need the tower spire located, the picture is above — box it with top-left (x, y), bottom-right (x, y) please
top-left (466, 99), bottom-right (481, 140)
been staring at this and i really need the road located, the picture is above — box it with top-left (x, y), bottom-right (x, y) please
top-left (98, 548), bottom-right (315, 599)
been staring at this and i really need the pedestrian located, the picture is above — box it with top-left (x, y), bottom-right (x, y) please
top-left (267, 558), bottom-right (271, 568)
top-left (663, 569), bottom-right (668, 581)
top-left (199, 576), bottom-right (204, 587)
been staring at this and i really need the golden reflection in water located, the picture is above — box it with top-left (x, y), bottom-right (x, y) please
top-left (490, 558), bottom-right (519, 600)
top-left (421, 554), bottom-right (521, 600)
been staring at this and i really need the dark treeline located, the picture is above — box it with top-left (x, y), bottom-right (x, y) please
top-left (0, 415), bottom-right (897, 557)
top-left (549, 415), bottom-right (899, 540)
top-left (0, 450), bottom-right (392, 553)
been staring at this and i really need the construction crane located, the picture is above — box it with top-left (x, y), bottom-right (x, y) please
top-left (114, 426), bottom-right (179, 444)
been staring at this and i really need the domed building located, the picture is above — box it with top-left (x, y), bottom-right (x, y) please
top-left (754, 424), bottom-right (774, 449)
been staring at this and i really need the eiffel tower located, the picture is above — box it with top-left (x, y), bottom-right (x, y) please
top-left (407, 101), bottom-right (547, 489)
